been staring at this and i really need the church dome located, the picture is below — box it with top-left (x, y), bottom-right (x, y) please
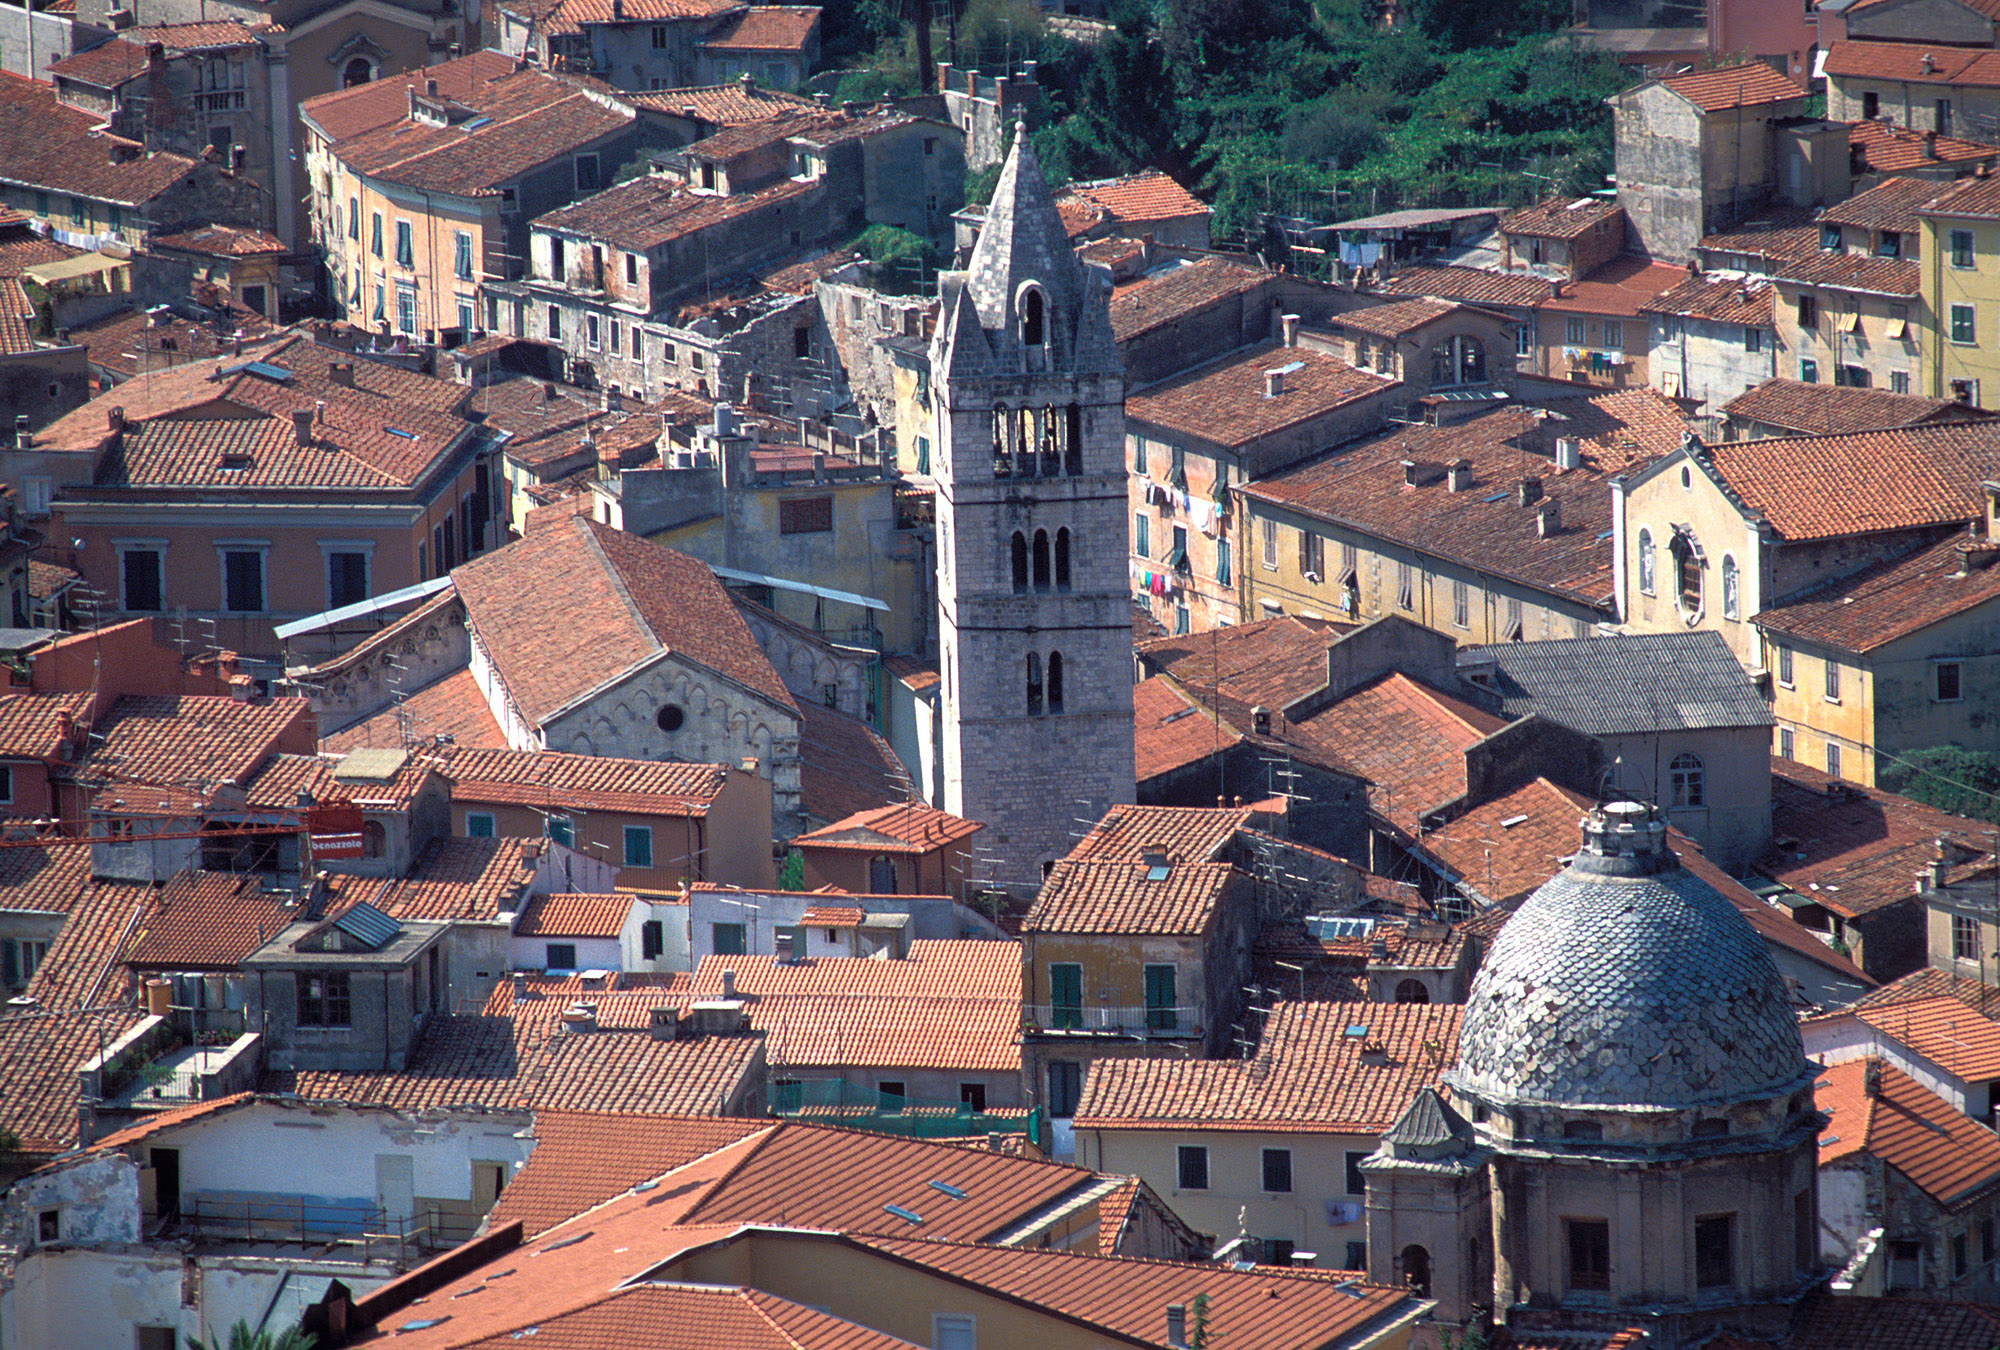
top-left (1449, 802), bottom-right (1811, 1111)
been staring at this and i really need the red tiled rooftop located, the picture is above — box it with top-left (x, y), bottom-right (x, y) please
top-left (1827, 39), bottom-right (2000, 90)
top-left (514, 891), bottom-right (635, 938)
top-left (1108, 257), bottom-right (1271, 344)
top-left (1722, 379), bottom-right (1972, 437)
top-left (1819, 1057), bottom-right (2000, 1206)
top-left (1125, 340), bottom-right (1396, 449)
top-left (1499, 197), bottom-right (1621, 241)
top-left (699, 5), bottom-right (819, 50)
top-left (1697, 422), bottom-right (1996, 541)
top-left (323, 668), bottom-right (508, 754)
top-left (1536, 256), bottom-right (1686, 317)
top-left (1754, 534), bottom-right (2000, 654)
top-left (793, 802), bottom-right (983, 853)
top-left (1025, 859), bottom-right (1238, 936)
top-left (1656, 62), bottom-right (1809, 111)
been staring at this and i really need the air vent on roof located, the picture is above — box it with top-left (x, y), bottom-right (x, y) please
top-left (883, 1203), bottom-right (924, 1225)
top-left (1342, 1023), bottom-right (1369, 1038)
top-left (220, 452), bottom-right (252, 470)
top-left (462, 115), bottom-right (493, 130)
top-left (1500, 815), bottom-right (1529, 829)
top-left (928, 1180), bottom-right (968, 1200)
top-left (535, 1231), bottom-right (593, 1254)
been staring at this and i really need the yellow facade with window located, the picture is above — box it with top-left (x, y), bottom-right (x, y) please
top-left (1921, 187), bottom-right (2000, 408)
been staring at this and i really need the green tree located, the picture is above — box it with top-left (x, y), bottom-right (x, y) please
top-left (1048, 1), bottom-right (1197, 182)
top-left (1877, 746), bottom-right (2000, 821)
top-left (777, 850), bottom-right (806, 891)
top-left (187, 1324), bottom-right (317, 1350)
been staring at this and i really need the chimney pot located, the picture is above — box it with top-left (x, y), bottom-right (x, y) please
top-left (108, 405), bottom-right (125, 432)
top-left (1536, 497), bottom-right (1561, 537)
top-left (1864, 1059), bottom-right (1883, 1096)
top-left (1264, 368), bottom-right (1284, 398)
top-left (1280, 313), bottom-right (1300, 348)
top-left (292, 408), bottom-right (313, 446)
top-left (1555, 437), bottom-right (1580, 471)
top-left (1518, 476), bottom-right (1543, 506)
top-left (1446, 459), bottom-right (1472, 492)
top-left (330, 361), bottom-right (354, 387)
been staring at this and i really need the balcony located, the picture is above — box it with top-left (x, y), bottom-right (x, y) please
top-left (172, 1193), bottom-right (482, 1263)
top-left (1026, 1003), bottom-right (1199, 1038)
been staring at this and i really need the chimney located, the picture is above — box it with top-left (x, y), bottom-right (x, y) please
top-left (1517, 476), bottom-right (1543, 506)
top-left (1925, 129), bottom-right (1939, 157)
top-left (740, 70), bottom-right (757, 92)
top-left (292, 408), bottom-right (314, 446)
top-left (1165, 1305), bottom-right (1188, 1349)
top-left (330, 361), bottom-right (354, 388)
top-left (108, 405), bottom-right (125, 434)
top-left (648, 1005), bottom-right (680, 1041)
top-left (1264, 367), bottom-right (1286, 398)
top-left (425, 77), bottom-right (438, 96)
top-left (1280, 313), bottom-right (1299, 347)
top-left (1864, 1059), bottom-right (1883, 1097)
top-left (721, 967), bottom-right (736, 999)
top-left (1922, 52), bottom-right (1937, 74)
top-left (1554, 436), bottom-right (1580, 471)
top-left (602, 387), bottom-right (621, 412)
top-left (1252, 705), bottom-right (1271, 735)
top-left (408, 85), bottom-right (419, 119)
top-left (1446, 459), bottom-right (1472, 492)
top-left (1536, 497), bottom-right (1561, 538)
top-left (774, 929), bottom-right (797, 964)
top-left (559, 1001), bottom-right (598, 1033)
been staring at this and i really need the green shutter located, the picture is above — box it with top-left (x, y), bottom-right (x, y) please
top-left (1049, 963), bottom-right (1082, 1028)
top-left (1145, 965), bottom-right (1177, 1031)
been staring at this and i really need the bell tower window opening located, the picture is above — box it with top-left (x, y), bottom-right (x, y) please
top-left (1040, 407), bottom-right (1061, 477)
top-left (1065, 403), bottom-right (1083, 475)
top-left (1011, 532), bottom-right (1028, 593)
top-left (1055, 528), bottom-right (1072, 590)
top-left (1022, 287), bottom-right (1045, 346)
top-left (992, 408), bottom-right (1012, 479)
top-left (1032, 530), bottom-right (1052, 591)
top-left (1048, 651), bottom-right (1064, 712)
top-left (1026, 652), bottom-right (1044, 715)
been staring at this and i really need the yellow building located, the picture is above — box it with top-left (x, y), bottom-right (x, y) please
top-left (1770, 177), bottom-right (1928, 395)
top-left (1756, 529), bottom-right (2000, 787)
top-left (1073, 1001), bottom-right (1463, 1270)
top-left (303, 54), bottom-right (642, 345)
top-left (1921, 173), bottom-right (2000, 408)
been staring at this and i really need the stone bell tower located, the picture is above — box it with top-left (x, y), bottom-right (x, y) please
top-left (927, 127), bottom-right (1134, 891)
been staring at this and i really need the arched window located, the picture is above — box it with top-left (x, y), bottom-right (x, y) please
top-left (1064, 403), bottom-right (1083, 475)
top-left (1040, 407), bottom-right (1061, 477)
top-left (1637, 528), bottom-right (1655, 595)
top-left (1047, 651), bottom-right (1064, 712)
top-left (1055, 528), bottom-right (1072, 590)
top-left (361, 819), bottom-right (386, 859)
top-left (1674, 533), bottom-right (1703, 614)
top-left (1032, 529), bottom-right (1051, 591)
top-left (1670, 752), bottom-right (1705, 808)
top-left (342, 56), bottom-right (376, 87)
top-left (1026, 652), bottom-right (1043, 716)
top-left (1721, 553), bottom-right (1739, 620)
top-left (1011, 532), bottom-right (1028, 594)
top-left (1399, 1245), bottom-right (1432, 1297)
top-left (1394, 978), bottom-right (1429, 1004)
top-left (1022, 287), bottom-right (1044, 346)
top-left (992, 408), bottom-right (1011, 478)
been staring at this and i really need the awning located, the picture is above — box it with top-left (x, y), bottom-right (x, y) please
top-left (707, 564), bottom-right (889, 613)
top-left (23, 253), bottom-right (129, 286)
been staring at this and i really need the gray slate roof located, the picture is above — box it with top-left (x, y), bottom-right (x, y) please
top-left (1461, 631), bottom-right (1774, 737)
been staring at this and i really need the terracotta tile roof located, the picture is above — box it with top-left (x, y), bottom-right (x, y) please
top-left (1536, 255), bottom-right (1686, 317)
top-left (0, 1005), bottom-right (145, 1153)
top-left (244, 749), bottom-right (438, 813)
top-left (1066, 802), bottom-right (1259, 864)
top-left (149, 224), bottom-right (286, 256)
top-left (451, 1283), bottom-right (927, 1350)
top-left (536, 174), bottom-right (818, 253)
top-left (1697, 421), bottom-right (1996, 541)
top-left (440, 746), bottom-right (731, 817)
top-left (1494, 1330), bottom-right (1648, 1350)
top-left (1853, 995), bottom-right (2000, 1081)
top-left (1374, 265), bottom-right (1553, 309)
top-left (853, 1235), bottom-right (1417, 1350)
top-left (689, 940), bottom-right (1017, 999)
top-left (47, 37), bottom-right (151, 87)
top-left (1755, 533), bottom-right (2000, 653)
top-left (1918, 169), bottom-right (2000, 222)
top-left (0, 226), bottom-right (77, 279)
top-left (471, 375), bottom-right (673, 472)
top-left (489, 1111), bottom-right (767, 1234)
top-left (628, 83), bottom-right (818, 124)
top-left (127, 19), bottom-right (275, 49)
top-left (124, 870), bottom-right (292, 970)
top-left (1026, 859), bottom-right (1238, 935)
top-left (1108, 257), bottom-right (1271, 344)
top-left (794, 802), bottom-right (983, 853)
top-left (1820, 176), bottom-right (1942, 236)
top-left (1290, 674), bottom-right (1505, 833)
top-left (1826, 39), bottom-right (2000, 89)
top-left (1243, 392), bottom-right (1687, 609)
top-left (1419, 776), bottom-right (1591, 905)
top-left (522, 0), bottom-right (742, 38)
top-left (1856, 120), bottom-right (2000, 176)
top-left (1819, 1058), bottom-right (2000, 1206)
top-left (1136, 615), bottom-right (1352, 715)
top-left (64, 300), bottom-right (275, 383)
top-left (1721, 379), bottom-right (1971, 437)
top-left (1657, 62), bottom-right (1808, 111)
top-left (84, 695), bottom-right (313, 790)
top-left (322, 669), bottom-right (508, 754)
top-left (1773, 248), bottom-right (1919, 298)
top-left (44, 334), bottom-right (477, 492)
top-left (1056, 171), bottom-right (1209, 234)
top-left (373, 836), bottom-right (542, 922)
top-left (1640, 273), bottom-right (1774, 324)
top-left (1499, 198), bottom-right (1621, 241)
top-left (1325, 296), bottom-right (1466, 339)
top-left (0, 844), bottom-right (91, 912)
top-left (0, 71), bottom-right (199, 206)
top-left (298, 50), bottom-right (522, 144)
top-left (1125, 340), bottom-right (1395, 450)
top-left (514, 891), bottom-right (635, 938)
top-left (1848, 967), bottom-right (1993, 1015)
top-left (799, 904), bottom-right (864, 926)
top-left (0, 689), bottom-right (89, 760)
top-left (1133, 674), bottom-right (1241, 781)
top-left (324, 67), bottom-right (633, 198)
top-left (1787, 1290), bottom-right (2000, 1350)
top-left (1697, 207), bottom-right (1821, 262)
top-left (0, 276), bottom-right (35, 355)
top-left (700, 5), bottom-right (819, 49)
top-left (1665, 828), bottom-right (1875, 987)
top-left (453, 516), bottom-right (793, 728)
top-left (1076, 1000), bottom-right (1456, 1132)
top-left (798, 700), bottom-right (908, 823)
top-left (63, 1091), bottom-right (259, 1159)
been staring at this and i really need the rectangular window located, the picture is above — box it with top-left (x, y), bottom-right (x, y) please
top-left (1603, 319), bottom-right (1623, 349)
top-left (454, 230), bottom-right (473, 280)
top-left (623, 824), bottom-right (653, 868)
top-left (548, 306), bottom-right (562, 340)
top-left (1892, 371), bottom-right (1911, 394)
top-left (1143, 963), bottom-right (1176, 1032)
top-left (1953, 304), bottom-right (1978, 345)
top-left (1261, 516), bottom-right (1277, 569)
top-left (1799, 357), bottom-right (1818, 383)
top-left (1047, 1060), bottom-right (1081, 1117)
top-left (347, 197), bottom-right (359, 241)
top-left (222, 549), bottom-right (264, 613)
top-left (1452, 578), bottom-right (1469, 629)
top-left (466, 812), bottom-right (495, 838)
top-left (1938, 661), bottom-right (1964, 702)
top-left (779, 495), bottom-right (833, 534)
top-left (712, 921), bottom-right (747, 955)
top-left (1177, 1144), bottom-right (1208, 1190)
top-left (1262, 1148), bottom-right (1293, 1193)
top-left (396, 287), bottom-right (416, 335)
top-left (394, 219), bottom-right (413, 268)
top-left (1298, 529), bottom-right (1323, 578)
top-left (1048, 962), bottom-right (1082, 1028)
top-left (1744, 326), bottom-right (1762, 352)
top-left (1134, 512), bottom-right (1149, 559)
top-left (1875, 230), bottom-right (1902, 259)
top-left (877, 1080), bottom-right (906, 1111)
top-left (641, 920), bottom-right (664, 959)
top-left (1827, 742), bottom-right (1842, 779)
top-left (1954, 229), bottom-right (1976, 269)
top-left (1824, 658), bottom-right (1840, 702)
top-left (1516, 324), bottom-right (1531, 357)
top-left (1565, 316), bottom-right (1585, 345)
top-left (1568, 1219), bottom-right (1611, 1291)
top-left (373, 285), bottom-right (385, 321)
top-left (933, 1314), bottom-right (975, 1350)
top-left (1695, 1215), bottom-right (1734, 1288)
top-left (575, 153), bottom-right (600, 192)
top-left (586, 313), bottom-right (600, 350)
top-left (327, 550), bottom-right (368, 609)
top-left (370, 212), bottom-right (383, 257)
top-left (1397, 560), bottom-right (1415, 611)
top-left (651, 23), bottom-right (667, 45)
top-left (1796, 294), bottom-right (1817, 328)
top-left (297, 972), bottom-right (352, 1027)
top-left (1345, 1151), bottom-right (1368, 1196)
top-left (1954, 914), bottom-right (1979, 961)
top-left (121, 548), bottom-right (163, 612)
top-left (546, 815), bottom-right (574, 848)
top-left (458, 300), bottom-right (474, 336)
top-left (1779, 726), bottom-right (1794, 760)
top-left (545, 943), bottom-right (578, 970)
top-left (1131, 435), bottom-right (1146, 473)
top-left (1777, 645), bottom-right (1793, 686)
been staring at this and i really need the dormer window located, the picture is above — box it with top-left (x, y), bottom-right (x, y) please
top-left (1874, 231), bottom-right (1901, 259)
top-left (1021, 287), bottom-right (1044, 346)
top-left (1820, 224), bottom-right (1841, 251)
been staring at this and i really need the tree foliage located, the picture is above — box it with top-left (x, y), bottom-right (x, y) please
top-left (1877, 746), bottom-right (2000, 822)
top-left (187, 1324), bottom-right (317, 1350)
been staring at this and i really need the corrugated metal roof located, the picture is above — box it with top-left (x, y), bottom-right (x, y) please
top-left (1462, 631), bottom-right (1774, 736)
